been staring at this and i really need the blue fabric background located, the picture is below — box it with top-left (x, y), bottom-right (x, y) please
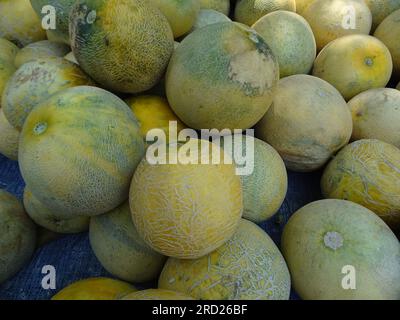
top-left (0, 153), bottom-right (322, 300)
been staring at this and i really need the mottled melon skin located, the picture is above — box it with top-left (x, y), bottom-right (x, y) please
top-left (0, 0), bottom-right (46, 47)
top-left (19, 86), bottom-right (145, 217)
top-left (364, 0), bottom-right (400, 31)
top-left (252, 10), bottom-right (316, 78)
top-left (0, 38), bottom-right (19, 100)
top-left (256, 75), bottom-right (353, 172)
top-left (192, 9), bottom-right (232, 32)
top-left (312, 35), bottom-right (393, 101)
top-left (159, 219), bottom-right (291, 300)
top-left (89, 202), bottom-right (166, 283)
top-left (30, 0), bottom-right (76, 45)
top-left (69, 0), bottom-right (174, 94)
top-left (0, 109), bottom-right (19, 160)
top-left (14, 40), bottom-right (70, 68)
top-left (130, 140), bottom-right (243, 259)
top-left (166, 22), bottom-right (279, 130)
top-left (121, 289), bottom-right (193, 300)
top-left (2, 58), bottom-right (94, 131)
top-left (348, 88), bottom-right (400, 148)
top-left (0, 190), bottom-right (36, 284)
top-left (303, 0), bottom-right (372, 51)
top-left (52, 277), bottom-right (136, 300)
top-left (374, 9), bottom-right (400, 77)
top-left (200, 0), bottom-right (230, 15)
top-left (234, 0), bottom-right (296, 26)
top-left (23, 188), bottom-right (89, 234)
top-left (282, 199), bottom-right (400, 300)
top-left (321, 139), bottom-right (400, 229)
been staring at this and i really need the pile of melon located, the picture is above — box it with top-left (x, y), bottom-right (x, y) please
top-left (0, 0), bottom-right (399, 300)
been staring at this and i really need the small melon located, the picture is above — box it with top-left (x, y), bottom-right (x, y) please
top-left (0, 109), bottom-right (19, 160)
top-left (191, 9), bottom-right (232, 32)
top-left (282, 199), bottom-right (400, 299)
top-left (159, 219), bottom-right (291, 300)
top-left (200, 0), bottom-right (230, 15)
top-left (364, 0), bottom-right (400, 31)
top-left (121, 289), bottom-right (193, 300)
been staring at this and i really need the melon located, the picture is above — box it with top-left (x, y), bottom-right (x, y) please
top-left (252, 10), bottom-right (316, 78)
top-left (64, 52), bottom-right (78, 64)
top-left (374, 9), bottom-right (400, 77)
top-left (52, 277), bottom-right (136, 300)
top-left (295, 0), bottom-right (314, 14)
top-left (23, 188), bottom-right (89, 234)
top-left (321, 139), bottom-right (400, 229)
top-left (312, 35), bottom-right (393, 101)
top-left (302, 0), bottom-right (372, 51)
top-left (166, 22), bottom-right (279, 130)
top-left (2, 57), bottom-right (93, 131)
top-left (200, 0), bottom-right (230, 15)
top-left (234, 0), bottom-right (297, 26)
top-left (256, 75), bottom-right (353, 172)
top-left (121, 289), bottom-right (193, 300)
top-left (0, 109), bottom-right (19, 160)
top-left (69, 0), bottom-right (174, 94)
top-left (159, 219), bottom-right (291, 300)
top-left (282, 199), bottom-right (400, 300)
top-left (397, 82), bottom-right (400, 90)
top-left (0, 189), bottom-right (36, 284)
top-left (364, 0), bottom-right (400, 31)
top-left (348, 88), bottom-right (400, 148)
top-left (0, 38), bottom-right (19, 99)
top-left (14, 40), bottom-right (70, 68)
top-left (19, 86), bottom-right (145, 217)
top-left (89, 202), bottom-right (166, 283)
top-left (191, 9), bottom-right (232, 32)
top-left (130, 139), bottom-right (243, 259)
top-left (30, 0), bottom-right (76, 45)
top-left (149, 0), bottom-right (200, 38)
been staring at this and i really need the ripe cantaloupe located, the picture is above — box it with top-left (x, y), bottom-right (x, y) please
top-left (282, 199), bottom-right (400, 300)
top-left (364, 0), bottom-right (400, 31)
top-left (2, 58), bottom-right (93, 131)
top-left (256, 75), bottom-right (353, 172)
top-left (234, 0), bottom-right (297, 26)
top-left (312, 35), bottom-right (393, 101)
top-left (0, 0), bottom-right (46, 47)
top-left (0, 109), bottom-right (19, 160)
top-left (69, 0), bottom-right (174, 94)
top-left (0, 38), bottom-right (19, 99)
top-left (321, 139), bottom-right (400, 229)
top-left (374, 9), bottom-right (400, 77)
top-left (121, 289), bottom-right (193, 300)
top-left (252, 10), bottom-right (316, 78)
top-left (23, 188), bottom-right (89, 234)
top-left (166, 22), bottom-right (279, 130)
top-left (348, 88), bottom-right (400, 148)
top-left (295, 0), bottom-right (314, 14)
top-left (89, 202), bottom-right (166, 283)
top-left (191, 9), bottom-right (232, 32)
top-left (130, 139), bottom-right (243, 259)
top-left (19, 86), bottom-right (145, 217)
top-left (0, 189), bottom-right (36, 284)
top-left (14, 40), bottom-right (69, 68)
top-left (200, 0), bottom-right (230, 15)
top-left (302, 0), bottom-right (372, 51)
top-left (149, 0), bottom-right (200, 38)
top-left (159, 219), bottom-right (291, 300)
top-left (52, 277), bottom-right (136, 300)
top-left (30, 0), bottom-right (76, 45)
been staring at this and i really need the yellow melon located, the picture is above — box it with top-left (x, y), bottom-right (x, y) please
top-left (121, 289), bottom-right (193, 300)
top-left (0, 109), bottom-right (19, 160)
top-left (364, 0), bottom-right (400, 31)
top-left (0, 38), bottom-right (19, 99)
top-left (302, 0), bottom-right (372, 51)
top-left (295, 0), bottom-right (314, 14)
top-left (321, 139), bottom-right (400, 229)
top-left (312, 35), bottom-right (393, 100)
top-left (200, 0), bottom-right (230, 15)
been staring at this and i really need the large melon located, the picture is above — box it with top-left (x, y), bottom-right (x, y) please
top-left (252, 10), bottom-right (316, 78)
top-left (0, 109), bottom-right (19, 160)
top-left (2, 58), bottom-right (94, 131)
top-left (0, 38), bottom-right (19, 99)
top-left (69, 0), bottom-right (174, 94)
top-left (374, 9), bottom-right (400, 77)
top-left (302, 0), bottom-right (372, 51)
top-left (89, 202), bottom-right (166, 283)
top-left (312, 35), bottom-right (393, 101)
top-left (256, 75), bottom-right (353, 172)
top-left (0, 189), bottom-right (36, 284)
top-left (130, 139), bottom-right (243, 259)
top-left (321, 139), bottom-right (400, 229)
top-left (234, 0), bottom-right (296, 26)
top-left (159, 219), bottom-right (291, 300)
top-left (121, 289), bottom-right (193, 300)
top-left (19, 86), bottom-right (145, 217)
top-left (348, 88), bottom-right (400, 148)
top-left (52, 277), bottom-right (136, 300)
top-left (282, 199), bottom-right (400, 300)
top-left (200, 0), bottom-right (230, 15)
top-left (364, 0), bottom-right (400, 31)
top-left (166, 22), bottom-right (279, 130)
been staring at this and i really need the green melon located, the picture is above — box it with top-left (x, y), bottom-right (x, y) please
top-left (364, 0), bottom-right (400, 31)
top-left (200, 0), bottom-right (230, 15)
top-left (0, 109), bottom-right (19, 160)
top-left (191, 9), bottom-right (232, 32)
